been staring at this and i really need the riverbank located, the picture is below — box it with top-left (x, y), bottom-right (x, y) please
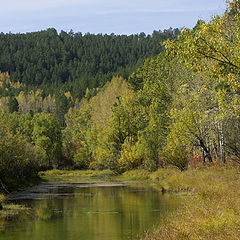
top-left (39, 165), bottom-right (240, 239)
top-left (1, 165), bottom-right (240, 239)
top-left (117, 166), bottom-right (240, 239)
top-left (39, 169), bottom-right (115, 180)
top-left (137, 166), bottom-right (240, 240)
top-left (0, 195), bottom-right (31, 231)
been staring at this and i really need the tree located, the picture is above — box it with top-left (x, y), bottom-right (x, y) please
top-left (7, 97), bottom-right (19, 113)
top-left (32, 113), bottom-right (62, 168)
top-left (0, 112), bottom-right (42, 189)
top-left (55, 92), bottom-right (69, 128)
top-left (164, 1), bottom-right (240, 119)
top-left (63, 100), bottom-right (92, 168)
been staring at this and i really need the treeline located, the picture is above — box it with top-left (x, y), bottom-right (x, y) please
top-left (61, 0), bottom-right (240, 171)
top-left (1, 1), bottom-right (240, 189)
top-left (0, 28), bottom-right (180, 99)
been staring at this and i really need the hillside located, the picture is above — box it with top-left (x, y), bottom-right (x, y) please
top-left (0, 28), bottom-right (180, 99)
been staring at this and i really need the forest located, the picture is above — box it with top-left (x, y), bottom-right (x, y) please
top-left (0, 28), bottom-right (179, 99)
top-left (0, 0), bottom-right (240, 191)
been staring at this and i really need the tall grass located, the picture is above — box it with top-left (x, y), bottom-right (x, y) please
top-left (142, 165), bottom-right (240, 240)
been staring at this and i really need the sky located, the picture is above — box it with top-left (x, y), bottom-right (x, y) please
top-left (1, 0), bottom-right (227, 35)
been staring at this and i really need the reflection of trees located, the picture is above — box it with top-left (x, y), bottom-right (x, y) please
top-left (1, 185), bottom-right (178, 240)
top-left (35, 201), bottom-right (54, 220)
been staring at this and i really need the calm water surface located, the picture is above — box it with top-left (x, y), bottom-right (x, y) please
top-left (0, 180), bottom-right (178, 240)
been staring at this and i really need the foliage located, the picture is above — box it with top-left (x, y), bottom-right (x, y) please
top-left (63, 101), bottom-right (92, 167)
top-left (32, 113), bottom-right (62, 168)
top-left (164, 1), bottom-right (240, 119)
top-left (3, 1), bottom-right (240, 182)
top-left (0, 28), bottom-right (179, 99)
top-left (7, 97), bottom-right (19, 113)
top-left (118, 140), bottom-right (142, 172)
top-left (0, 112), bottom-right (43, 189)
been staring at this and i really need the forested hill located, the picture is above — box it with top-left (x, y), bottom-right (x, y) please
top-left (0, 28), bottom-right (180, 99)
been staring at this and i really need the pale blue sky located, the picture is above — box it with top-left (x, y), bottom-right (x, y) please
top-left (1, 0), bottom-right (226, 34)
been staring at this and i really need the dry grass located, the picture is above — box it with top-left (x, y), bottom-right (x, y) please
top-left (142, 165), bottom-right (240, 240)
top-left (119, 169), bottom-right (151, 180)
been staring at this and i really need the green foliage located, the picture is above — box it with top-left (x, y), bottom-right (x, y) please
top-left (73, 148), bottom-right (90, 169)
top-left (164, 1), bottom-right (240, 119)
top-left (32, 113), bottom-right (62, 168)
top-left (55, 92), bottom-right (71, 127)
top-left (7, 97), bottom-right (19, 113)
top-left (63, 100), bottom-right (92, 167)
top-left (0, 28), bottom-right (179, 99)
top-left (0, 112), bottom-right (43, 189)
top-left (3, 1), bottom-right (240, 178)
top-left (93, 89), bottom-right (145, 171)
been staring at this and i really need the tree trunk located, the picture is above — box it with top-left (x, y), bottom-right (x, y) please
top-left (202, 148), bottom-right (206, 163)
top-left (200, 139), bottom-right (213, 163)
top-left (218, 122), bottom-right (226, 163)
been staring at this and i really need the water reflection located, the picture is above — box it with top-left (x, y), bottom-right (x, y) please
top-left (0, 181), bottom-right (178, 240)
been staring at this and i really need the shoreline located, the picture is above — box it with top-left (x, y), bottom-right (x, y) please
top-left (1, 165), bottom-right (240, 239)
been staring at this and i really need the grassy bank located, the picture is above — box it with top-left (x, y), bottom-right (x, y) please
top-left (41, 166), bottom-right (240, 240)
top-left (39, 169), bottom-right (115, 180)
top-left (41, 166), bottom-right (240, 239)
top-left (124, 166), bottom-right (240, 240)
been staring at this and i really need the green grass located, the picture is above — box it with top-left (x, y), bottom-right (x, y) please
top-left (116, 165), bottom-right (240, 239)
top-left (39, 169), bottom-right (116, 179)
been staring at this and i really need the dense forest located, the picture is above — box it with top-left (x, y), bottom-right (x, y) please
top-left (1, 0), bottom-right (240, 190)
top-left (0, 28), bottom-right (179, 99)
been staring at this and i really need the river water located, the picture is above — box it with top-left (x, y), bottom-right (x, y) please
top-left (0, 180), bottom-right (178, 240)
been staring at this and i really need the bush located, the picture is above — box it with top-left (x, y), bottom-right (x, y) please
top-left (73, 148), bottom-right (90, 169)
top-left (118, 140), bottom-right (142, 172)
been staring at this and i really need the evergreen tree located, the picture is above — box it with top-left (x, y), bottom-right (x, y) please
top-left (7, 97), bottom-right (19, 113)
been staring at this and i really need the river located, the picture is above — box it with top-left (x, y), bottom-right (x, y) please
top-left (0, 179), bottom-right (178, 240)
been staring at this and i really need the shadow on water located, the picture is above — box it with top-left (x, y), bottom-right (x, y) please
top-left (0, 180), bottom-right (179, 240)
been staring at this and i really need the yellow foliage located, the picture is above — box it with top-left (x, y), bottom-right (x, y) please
top-left (90, 76), bottom-right (133, 128)
top-left (118, 140), bottom-right (142, 171)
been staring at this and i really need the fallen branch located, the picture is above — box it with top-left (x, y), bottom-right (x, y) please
top-left (0, 178), bottom-right (9, 194)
